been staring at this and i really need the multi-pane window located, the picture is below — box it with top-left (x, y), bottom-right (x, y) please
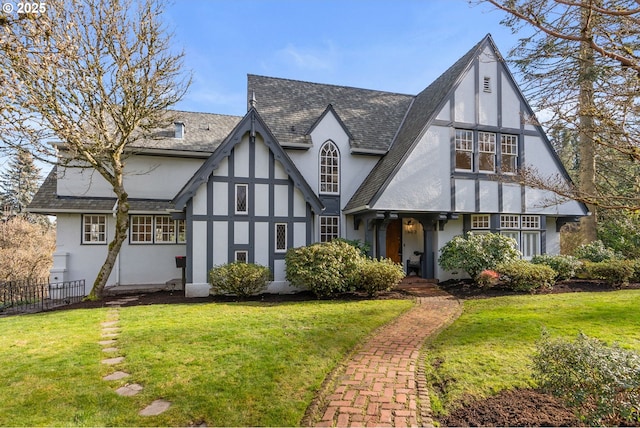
top-left (235, 251), bottom-right (248, 263)
top-left (521, 215), bottom-right (540, 229)
top-left (521, 232), bottom-right (540, 259)
top-left (455, 130), bottom-right (473, 171)
top-left (471, 214), bottom-right (490, 230)
top-left (155, 215), bottom-right (176, 243)
top-left (130, 215), bottom-right (153, 243)
top-left (236, 184), bottom-right (248, 214)
top-left (82, 215), bottom-right (107, 244)
top-left (478, 132), bottom-right (496, 172)
top-left (177, 219), bottom-right (186, 244)
top-left (500, 215), bottom-right (520, 229)
top-left (497, 214), bottom-right (541, 259)
top-left (275, 223), bottom-right (287, 252)
top-left (319, 216), bottom-right (339, 242)
top-left (501, 135), bottom-right (518, 174)
top-left (320, 141), bottom-right (339, 194)
top-left (130, 215), bottom-right (186, 244)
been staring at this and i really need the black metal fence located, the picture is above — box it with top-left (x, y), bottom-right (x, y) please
top-left (0, 279), bottom-right (85, 315)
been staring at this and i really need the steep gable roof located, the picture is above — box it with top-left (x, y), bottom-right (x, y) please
top-left (344, 35), bottom-right (491, 211)
top-left (173, 108), bottom-right (324, 214)
top-left (247, 74), bottom-right (413, 151)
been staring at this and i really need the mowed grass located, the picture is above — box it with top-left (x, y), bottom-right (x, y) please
top-left (424, 289), bottom-right (640, 415)
top-left (0, 299), bottom-right (413, 426)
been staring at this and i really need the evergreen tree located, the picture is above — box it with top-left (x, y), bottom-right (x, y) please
top-left (0, 148), bottom-right (41, 215)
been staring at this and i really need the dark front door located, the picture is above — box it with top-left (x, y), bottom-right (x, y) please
top-left (385, 219), bottom-right (402, 263)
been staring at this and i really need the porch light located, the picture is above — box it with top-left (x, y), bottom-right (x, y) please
top-left (405, 219), bottom-right (417, 234)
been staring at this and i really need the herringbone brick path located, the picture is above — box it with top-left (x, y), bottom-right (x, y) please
top-left (309, 279), bottom-right (461, 427)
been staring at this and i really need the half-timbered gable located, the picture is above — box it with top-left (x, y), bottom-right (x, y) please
top-left (173, 108), bottom-right (323, 293)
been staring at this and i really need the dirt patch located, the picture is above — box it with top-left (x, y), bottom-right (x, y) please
top-left (438, 388), bottom-right (582, 427)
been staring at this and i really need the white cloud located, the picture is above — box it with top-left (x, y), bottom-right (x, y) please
top-left (275, 41), bottom-right (338, 71)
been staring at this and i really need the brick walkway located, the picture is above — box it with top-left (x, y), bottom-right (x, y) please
top-left (308, 278), bottom-right (462, 427)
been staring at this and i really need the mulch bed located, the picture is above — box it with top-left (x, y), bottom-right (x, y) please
top-left (48, 279), bottom-right (640, 427)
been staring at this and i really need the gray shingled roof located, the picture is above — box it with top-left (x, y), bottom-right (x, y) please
top-left (248, 75), bottom-right (414, 151)
top-left (132, 110), bottom-right (242, 153)
top-left (28, 167), bottom-right (174, 213)
top-left (344, 35), bottom-right (491, 211)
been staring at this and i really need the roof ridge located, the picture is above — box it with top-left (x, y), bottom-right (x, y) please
top-left (168, 109), bottom-right (243, 118)
top-left (247, 73), bottom-right (414, 97)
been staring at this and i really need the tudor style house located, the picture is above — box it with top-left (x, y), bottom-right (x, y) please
top-left (29, 35), bottom-right (587, 296)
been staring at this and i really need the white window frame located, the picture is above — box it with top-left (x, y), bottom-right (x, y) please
top-left (130, 215), bottom-right (153, 244)
top-left (471, 214), bottom-right (490, 230)
top-left (455, 129), bottom-right (474, 171)
top-left (235, 250), bottom-right (248, 263)
top-left (501, 134), bottom-right (518, 174)
top-left (154, 215), bottom-right (176, 244)
top-left (319, 141), bottom-right (340, 194)
top-left (235, 184), bottom-right (248, 215)
top-left (500, 215), bottom-right (520, 230)
top-left (521, 215), bottom-right (540, 229)
top-left (319, 216), bottom-right (340, 243)
top-left (82, 215), bottom-right (107, 244)
top-left (275, 223), bottom-right (287, 253)
top-left (521, 231), bottom-right (541, 259)
top-left (177, 219), bottom-right (186, 244)
top-left (478, 132), bottom-right (496, 173)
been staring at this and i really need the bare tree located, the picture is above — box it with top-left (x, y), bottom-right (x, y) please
top-left (0, 0), bottom-right (190, 298)
top-left (482, 0), bottom-right (640, 239)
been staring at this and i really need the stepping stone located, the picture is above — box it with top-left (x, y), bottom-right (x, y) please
top-left (102, 333), bottom-right (119, 338)
top-left (101, 321), bottom-right (118, 327)
top-left (139, 399), bottom-right (171, 416)
top-left (101, 356), bottom-right (124, 365)
top-left (102, 327), bottom-right (120, 333)
top-left (98, 339), bottom-right (117, 346)
top-left (103, 371), bottom-right (130, 381)
top-left (102, 347), bottom-right (119, 353)
top-left (115, 383), bottom-right (143, 397)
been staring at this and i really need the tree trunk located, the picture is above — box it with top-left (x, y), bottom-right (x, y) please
top-left (86, 187), bottom-right (130, 300)
top-left (578, 1), bottom-right (598, 242)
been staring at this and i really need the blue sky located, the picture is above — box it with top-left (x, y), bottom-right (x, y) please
top-left (165, 0), bottom-right (525, 116)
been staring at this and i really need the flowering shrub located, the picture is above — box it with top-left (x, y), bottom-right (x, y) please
top-left (495, 260), bottom-right (556, 292)
top-left (355, 258), bottom-right (405, 297)
top-left (573, 240), bottom-right (620, 262)
top-left (209, 262), bottom-right (271, 298)
top-left (531, 254), bottom-right (582, 280)
top-left (285, 240), bottom-right (362, 297)
top-left (475, 269), bottom-right (499, 287)
top-left (438, 232), bottom-right (521, 278)
top-left (533, 332), bottom-right (640, 426)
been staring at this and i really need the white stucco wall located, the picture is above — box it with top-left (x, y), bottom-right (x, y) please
top-left (454, 63), bottom-right (476, 124)
top-left (54, 213), bottom-right (187, 294)
top-left (435, 218), bottom-right (465, 281)
top-left (374, 126), bottom-right (451, 211)
top-left (478, 46), bottom-right (498, 127)
top-left (57, 156), bottom-right (205, 199)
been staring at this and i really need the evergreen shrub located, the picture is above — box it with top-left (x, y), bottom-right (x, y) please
top-left (531, 254), bottom-right (582, 280)
top-left (355, 258), bottom-right (405, 297)
top-left (580, 260), bottom-right (635, 287)
top-left (496, 260), bottom-right (556, 292)
top-left (209, 262), bottom-right (271, 298)
top-left (573, 240), bottom-right (620, 262)
top-left (438, 232), bottom-right (521, 278)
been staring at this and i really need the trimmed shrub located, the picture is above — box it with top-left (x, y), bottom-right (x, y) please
top-left (533, 332), bottom-right (640, 426)
top-left (334, 238), bottom-right (371, 257)
top-left (355, 258), bottom-right (405, 297)
top-left (631, 259), bottom-right (640, 283)
top-left (496, 260), bottom-right (556, 292)
top-left (438, 232), bottom-right (521, 279)
top-left (579, 260), bottom-right (635, 287)
top-left (573, 240), bottom-right (620, 262)
top-left (209, 262), bottom-right (271, 298)
top-left (531, 254), bottom-right (582, 280)
top-left (285, 240), bottom-right (363, 297)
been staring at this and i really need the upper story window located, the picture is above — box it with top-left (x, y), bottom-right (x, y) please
top-left (455, 129), bottom-right (519, 174)
top-left (455, 130), bottom-right (473, 171)
top-left (82, 215), bottom-right (106, 244)
top-left (319, 141), bottom-right (339, 194)
top-left (235, 184), bottom-right (248, 214)
top-left (478, 132), bottom-right (496, 173)
top-left (501, 134), bottom-right (518, 174)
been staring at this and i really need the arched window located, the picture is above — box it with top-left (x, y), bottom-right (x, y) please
top-left (319, 141), bottom-right (339, 194)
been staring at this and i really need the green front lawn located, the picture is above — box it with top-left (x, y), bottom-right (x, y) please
top-left (0, 299), bottom-right (413, 426)
top-left (424, 289), bottom-right (640, 415)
